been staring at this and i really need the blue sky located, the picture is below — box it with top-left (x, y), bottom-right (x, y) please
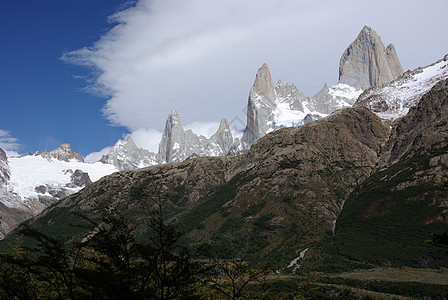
top-left (1, 0), bottom-right (447, 159)
top-left (0, 0), bottom-right (129, 156)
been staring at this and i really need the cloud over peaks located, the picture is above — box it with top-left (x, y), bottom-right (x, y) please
top-left (63, 0), bottom-right (448, 134)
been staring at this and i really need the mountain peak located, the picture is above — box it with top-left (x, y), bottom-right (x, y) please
top-left (41, 143), bottom-right (84, 163)
top-left (252, 63), bottom-right (275, 98)
top-left (125, 136), bottom-right (137, 147)
top-left (339, 26), bottom-right (403, 90)
top-left (361, 25), bottom-right (372, 34)
top-left (211, 118), bottom-right (233, 154)
top-left (217, 118), bottom-right (230, 131)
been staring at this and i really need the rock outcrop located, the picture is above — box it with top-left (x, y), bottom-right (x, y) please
top-left (41, 143), bottom-right (84, 162)
top-left (339, 26), bottom-right (403, 90)
top-left (68, 169), bottom-right (93, 188)
top-left (100, 137), bottom-right (157, 171)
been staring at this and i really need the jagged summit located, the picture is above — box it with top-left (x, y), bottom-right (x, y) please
top-left (100, 136), bottom-right (157, 171)
top-left (158, 112), bottom-right (234, 164)
top-left (41, 143), bottom-right (84, 163)
top-left (339, 25), bottom-right (403, 90)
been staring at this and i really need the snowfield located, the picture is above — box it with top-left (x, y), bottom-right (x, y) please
top-left (8, 155), bottom-right (117, 200)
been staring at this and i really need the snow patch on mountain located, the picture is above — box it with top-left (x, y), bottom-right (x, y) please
top-left (272, 102), bottom-right (307, 129)
top-left (328, 83), bottom-right (363, 103)
top-left (8, 155), bottom-right (117, 201)
top-left (355, 55), bottom-right (448, 120)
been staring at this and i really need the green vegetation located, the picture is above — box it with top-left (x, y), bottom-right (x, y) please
top-left (327, 150), bottom-right (448, 270)
top-left (320, 277), bottom-right (448, 299)
top-left (0, 198), bottom-right (200, 299)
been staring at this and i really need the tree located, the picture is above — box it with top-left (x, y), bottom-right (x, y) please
top-left (0, 184), bottom-right (201, 299)
top-left (200, 246), bottom-right (274, 299)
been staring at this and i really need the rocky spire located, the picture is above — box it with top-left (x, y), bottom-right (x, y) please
top-left (210, 118), bottom-right (233, 155)
top-left (158, 111), bottom-right (236, 164)
top-left (339, 26), bottom-right (403, 90)
top-left (252, 63), bottom-right (276, 100)
top-left (241, 63), bottom-right (276, 147)
top-left (158, 110), bottom-right (186, 164)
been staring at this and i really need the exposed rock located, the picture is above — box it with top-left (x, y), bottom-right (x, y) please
top-left (101, 136), bottom-right (157, 171)
top-left (0, 201), bottom-right (33, 240)
top-left (301, 114), bottom-right (322, 125)
top-left (0, 149), bottom-right (35, 239)
top-left (308, 83), bottom-right (362, 114)
top-left (339, 26), bottom-right (403, 90)
top-left (275, 80), bottom-right (307, 112)
top-left (35, 185), bottom-right (47, 194)
top-left (158, 111), bottom-right (233, 164)
top-left (41, 143), bottom-right (84, 162)
top-left (241, 64), bottom-right (277, 147)
top-left (210, 118), bottom-right (234, 155)
top-left (68, 169), bottom-right (92, 188)
top-left (0, 149), bottom-right (9, 186)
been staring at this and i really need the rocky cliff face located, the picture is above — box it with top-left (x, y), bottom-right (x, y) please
top-left (41, 143), bottom-right (84, 162)
top-left (339, 26), bottom-right (403, 90)
top-left (100, 137), bottom-right (157, 171)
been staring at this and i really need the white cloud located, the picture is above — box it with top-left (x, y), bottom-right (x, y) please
top-left (184, 121), bottom-right (220, 138)
top-left (85, 146), bottom-right (111, 163)
top-left (0, 129), bottom-right (20, 155)
top-left (63, 0), bottom-right (448, 134)
top-left (125, 128), bottom-right (162, 153)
